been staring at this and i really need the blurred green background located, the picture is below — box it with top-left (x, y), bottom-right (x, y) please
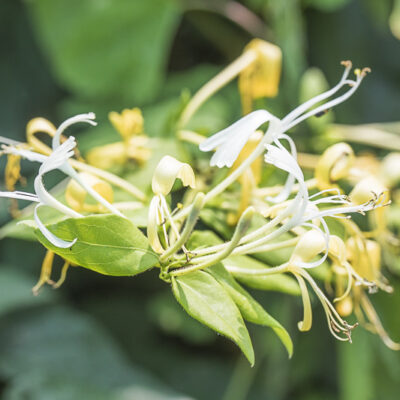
top-left (1, 0), bottom-right (400, 399)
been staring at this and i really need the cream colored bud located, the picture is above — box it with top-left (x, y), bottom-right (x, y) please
top-left (381, 152), bottom-right (400, 187)
top-left (315, 143), bottom-right (354, 190)
top-left (336, 297), bottom-right (353, 317)
top-left (329, 235), bottom-right (347, 265)
top-left (109, 108), bottom-right (144, 141)
top-left (349, 176), bottom-right (388, 205)
top-left (291, 230), bottom-right (326, 264)
top-left (86, 142), bottom-right (127, 170)
top-left (239, 39), bottom-right (282, 99)
top-left (152, 156), bottom-right (195, 196)
top-left (65, 172), bottom-right (114, 213)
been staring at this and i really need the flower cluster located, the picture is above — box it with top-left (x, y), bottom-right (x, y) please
top-left (1, 40), bottom-right (398, 359)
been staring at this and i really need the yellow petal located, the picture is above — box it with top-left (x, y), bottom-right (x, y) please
top-left (109, 108), bottom-right (144, 141)
top-left (86, 142), bottom-right (127, 170)
top-left (152, 156), bottom-right (195, 196)
top-left (239, 39), bottom-right (282, 99)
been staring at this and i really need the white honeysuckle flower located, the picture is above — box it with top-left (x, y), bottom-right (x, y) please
top-left (199, 109), bottom-right (280, 168)
top-left (0, 137), bottom-right (81, 248)
top-left (2, 113), bottom-right (124, 218)
top-left (200, 62), bottom-right (369, 169)
top-left (152, 155), bottom-right (196, 196)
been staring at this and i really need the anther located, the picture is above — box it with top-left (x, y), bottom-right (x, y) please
top-left (340, 60), bottom-right (352, 69)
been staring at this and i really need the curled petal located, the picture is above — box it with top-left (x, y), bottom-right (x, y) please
top-left (315, 143), bottom-right (354, 190)
top-left (34, 204), bottom-right (77, 249)
top-left (200, 110), bottom-right (279, 168)
top-left (53, 113), bottom-right (96, 149)
top-left (152, 156), bottom-right (195, 196)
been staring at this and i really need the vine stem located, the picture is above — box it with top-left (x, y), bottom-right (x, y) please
top-left (177, 49), bottom-right (257, 129)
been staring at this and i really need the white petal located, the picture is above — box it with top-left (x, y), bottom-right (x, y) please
top-left (3, 146), bottom-right (48, 164)
top-left (34, 204), bottom-right (77, 249)
top-left (34, 175), bottom-right (81, 218)
top-left (200, 110), bottom-right (278, 168)
top-left (266, 135), bottom-right (297, 203)
top-left (53, 113), bottom-right (96, 149)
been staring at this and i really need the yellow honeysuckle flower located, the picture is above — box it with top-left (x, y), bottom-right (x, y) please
top-left (239, 39), bottom-right (282, 114)
top-left (152, 156), bottom-right (195, 196)
top-left (65, 172), bottom-right (114, 213)
top-left (109, 108), bottom-right (144, 141)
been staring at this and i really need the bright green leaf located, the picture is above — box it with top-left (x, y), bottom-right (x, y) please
top-left (207, 264), bottom-right (293, 357)
top-left (33, 215), bottom-right (159, 276)
top-left (171, 270), bottom-right (255, 365)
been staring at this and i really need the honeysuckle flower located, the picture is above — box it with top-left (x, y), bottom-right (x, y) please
top-left (199, 109), bottom-right (280, 168)
top-left (3, 113), bottom-right (124, 218)
top-left (200, 61), bottom-right (368, 169)
top-left (238, 39), bottom-right (282, 114)
top-left (148, 156), bottom-right (196, 253)
top-left (0, 137), bottom-right (81, 248)
top-left (239, 39), bottom-right (282, 99)
top-left (109, 107), bottom-right (144, 141)
top-left (87, 108), bottom-right (150, 168)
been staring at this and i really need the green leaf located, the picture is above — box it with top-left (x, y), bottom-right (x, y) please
top-left (33, 214), bottom-right (159, 276)
top-left (171, 270), bottom-right (255, 365)
top-left (208, 264), bottom-right (293, 357)
top-left (29, 0), bottom-right (181, 103)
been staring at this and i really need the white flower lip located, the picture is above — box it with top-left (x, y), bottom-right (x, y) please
top-left (152, 155), bottom-right (196, 196)
top-left (0, 137), bottom-right (81, 249)
top-left (199, 109), bottom-right (279, 168)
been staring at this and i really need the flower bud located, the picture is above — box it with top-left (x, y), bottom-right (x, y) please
top-left (315, 143), bottom-right (354, 190)
top-left (65, 172), bottom-right (114, 213)
top-left (336, 296), bottom-right (353, 317)
top-left (349, 176), bottom-right (388, 205)
top-left (152, 156), bottom-right (195, 196)
top-left (291, 230), bottom-right (326, 265)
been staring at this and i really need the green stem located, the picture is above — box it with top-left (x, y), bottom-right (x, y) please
top-left (177, 50), bottom-right (256, 129)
